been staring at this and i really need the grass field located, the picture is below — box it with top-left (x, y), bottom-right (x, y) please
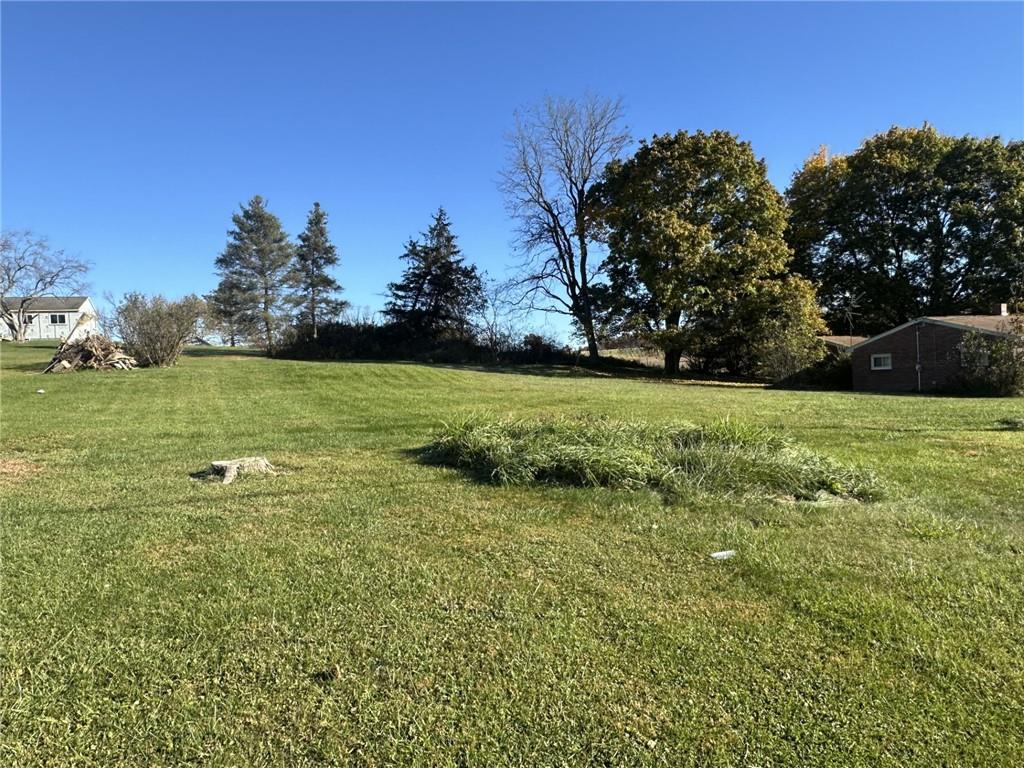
top-left (2, 341), bottom-right (1022, 766)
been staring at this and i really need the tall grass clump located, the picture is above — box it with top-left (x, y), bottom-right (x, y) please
top-left (424, 416), bottom-right (884, 502)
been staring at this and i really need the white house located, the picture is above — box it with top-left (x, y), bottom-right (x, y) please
top-left (0, 296), bottom-right (100, 342)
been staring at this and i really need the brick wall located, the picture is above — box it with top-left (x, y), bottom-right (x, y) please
top-left (852, 322), bottom-right (969, 392)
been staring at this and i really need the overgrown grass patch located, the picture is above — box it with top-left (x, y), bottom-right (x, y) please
top-left (423, 415), bottom-right (885, 502)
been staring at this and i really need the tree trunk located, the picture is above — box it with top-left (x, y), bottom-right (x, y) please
top-left (13, 309), bottom-right (29, 342)
top-left (577, 300), bottom-right (600, 360)
top-left (663, 309), bottom-right (683, 374)
top-left (263, 295), bottom-right (274, 356)
top-left (310, 290), bottom-right (318, 340)
top-left (578, 311), bottom-right (600, 359)
top-left (664, 348), bottom-right (683, 375)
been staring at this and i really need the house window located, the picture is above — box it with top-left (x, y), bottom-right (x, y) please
top-left (50, 314), bottom-right (67, 325)
top-left (870, 353), bottom-right (893, 370)
top-left (960, 345), bottom-right (990, 368)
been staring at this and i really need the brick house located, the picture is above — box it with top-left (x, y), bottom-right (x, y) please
top-left (850, 307), bottom-right (1020, 393)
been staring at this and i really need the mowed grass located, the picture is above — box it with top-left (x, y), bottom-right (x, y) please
top-left (1, 341), bottom-right (1022, 767)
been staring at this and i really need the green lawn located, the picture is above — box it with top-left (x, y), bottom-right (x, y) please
top-left (2, 341), bottom-right (1022, 767)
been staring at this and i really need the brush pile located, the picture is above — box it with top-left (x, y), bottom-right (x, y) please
top-left (43, 334), bottom-right (138, 373)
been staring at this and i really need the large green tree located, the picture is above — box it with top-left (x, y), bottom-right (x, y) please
top-left (597, 130), bottom-right (825, 377)
top-left (787, 126), bottom-right (1024, 333)
top-left (384, 208), bottom-right (484, 338)
top-left (214, 196), bottom-right (294, 354)
top-left (290, 202), bottom-right (347, 338)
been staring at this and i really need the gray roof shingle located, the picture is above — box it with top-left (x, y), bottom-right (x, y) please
top-left (2, 296), bottom-right (90, 311)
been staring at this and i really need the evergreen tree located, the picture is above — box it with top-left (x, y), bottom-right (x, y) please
top-left (384, 208), bottom-right (484, 337)
top-left (205, 277), bottom-right (256, 347)
top-left (214, 196), bottom-right (294, 354)
top-left (290, 202), bottom-right (347, 338)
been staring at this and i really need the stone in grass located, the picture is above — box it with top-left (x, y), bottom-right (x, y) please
top-left (191, 456), bottom-right (276, 485)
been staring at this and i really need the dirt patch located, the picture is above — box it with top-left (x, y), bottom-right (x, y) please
top-left (0, 457), bottom-right (42, 487)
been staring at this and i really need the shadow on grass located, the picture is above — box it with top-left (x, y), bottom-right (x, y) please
top-left (426, 361), bottom-right (766, 386)
top-left (183, 345), bottom-right (266, 359)
top-left (401, 445), bottom-right (507, 490)
top-left (0, 340), bottom-right (58, 373)
top-left (2, 361), bottom-right (49, 373)
top-left (271, 353), bottom-right (767, 387)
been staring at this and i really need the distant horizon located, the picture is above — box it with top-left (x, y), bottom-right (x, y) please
top-left (3, 1), bottom-right (1022, 340)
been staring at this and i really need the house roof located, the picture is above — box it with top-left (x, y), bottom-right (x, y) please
top-left (924, 315), bottom-right (1020, 334)
top-left (2, 296), bottom-right (90, 311)
top-left (819, 334), bottom-right (869, 349)
top-left (851, 314), bottom-right (1021, 351)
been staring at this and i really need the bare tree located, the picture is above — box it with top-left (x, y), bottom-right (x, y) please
top-left (475, 273), bottom-right (526, 362)
top-left (500, 95), bottom-right (629, 359)
top-left (1, 231), bottom-right (89, 341)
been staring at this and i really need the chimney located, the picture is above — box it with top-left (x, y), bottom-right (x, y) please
top-left (995, 303), bottom-right (1009, 317)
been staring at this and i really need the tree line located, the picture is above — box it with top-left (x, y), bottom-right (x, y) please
top-left (207, 200), bottom-right (487, 357)
top-left (4, 95), bottom-right (1020, 380)
top-left (209, 96), bottom-right (1020, 379)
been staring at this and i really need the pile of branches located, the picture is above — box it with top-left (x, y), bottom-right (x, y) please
top-left (43, 334), bottom-right (137, 373)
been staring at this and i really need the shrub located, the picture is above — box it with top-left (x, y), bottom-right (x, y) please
top-left (774, 350), bottom-right (853, 390)
top-left (957, 326), bottom-right (1024, 396)
top-left (111, 293), bottom-right (204, 367)
top-left (510, 334), bottom-right (575, 365)
top-left (748, 289), bottom-right (829, 382)
top-left (423, 416), bottom-right (884, 502)
top-left (274, 322), bottom-right (580, 366)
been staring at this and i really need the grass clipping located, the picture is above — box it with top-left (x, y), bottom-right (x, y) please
top-left (423, 416), bottom-right (884, 503)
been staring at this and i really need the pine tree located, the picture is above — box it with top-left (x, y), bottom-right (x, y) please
top-left (384, 208), bottom-right (484, 338)
top-left (290, 202), bottom-right (346, 338)
top-left (205, 277), bottom-right (256, 347)
top-left (214, 196), bottom-right (294, 354)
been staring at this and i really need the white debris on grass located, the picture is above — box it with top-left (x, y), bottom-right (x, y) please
top-left (710, 550), bottom-right (737, 560)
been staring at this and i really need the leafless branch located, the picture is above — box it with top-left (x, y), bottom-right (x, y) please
top-left (499, 94), bottom-right (629, 357)
top-left (1, 230), bottom-right (90, 341)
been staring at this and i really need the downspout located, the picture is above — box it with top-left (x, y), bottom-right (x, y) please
top-left (915, 323), bottom-right (922, 393)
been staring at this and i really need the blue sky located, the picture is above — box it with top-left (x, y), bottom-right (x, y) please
top-left (3, 1), bottom-right (1022, 337)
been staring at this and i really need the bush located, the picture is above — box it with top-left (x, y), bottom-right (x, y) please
top-left (423, 415), bottom-right (884, 502)
top-left (774, 350), bottom-right (853, 390)
top-left (111, 293), bottom-right (204, 367)
top-left (509, 334), bottom-right (575, 365)
top-left (275, 322), bottom-right (580, 367)
top-left (957, 327), bottom-right (1024, 396)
